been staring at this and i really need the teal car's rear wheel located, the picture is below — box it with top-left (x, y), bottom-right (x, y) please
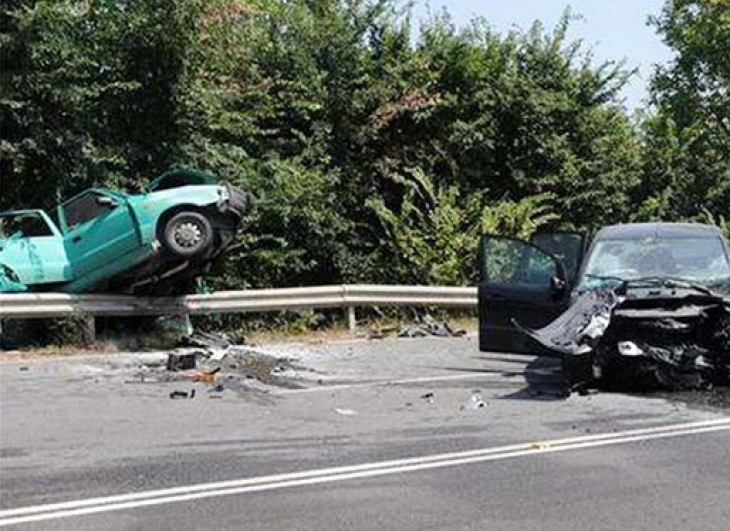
top-left (162, 211), bottom-right (213, 257)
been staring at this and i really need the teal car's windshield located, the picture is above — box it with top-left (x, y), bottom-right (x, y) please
top-left (579, 236), bottom-right (730, 292)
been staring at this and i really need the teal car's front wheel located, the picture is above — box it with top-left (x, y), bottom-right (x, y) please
top-left (162, 211), bottom-right (213, 258)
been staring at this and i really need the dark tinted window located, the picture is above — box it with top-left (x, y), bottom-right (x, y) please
top-left (0, 212), bottom-right (53, 238)
top-left (530, 232), bottom-right (585, 284)
top-left (480, 237), bottom-right (558, 287)
top-left (62, 193), bottom-right (115, 229)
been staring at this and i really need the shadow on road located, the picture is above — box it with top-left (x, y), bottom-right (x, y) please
top-left (433, 354), bottom-right (568, 401)
top-left (499, 356), bottom-right (567, 401)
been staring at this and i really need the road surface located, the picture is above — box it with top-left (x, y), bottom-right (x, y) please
top-left (1, 337), bottom-right (728, 529)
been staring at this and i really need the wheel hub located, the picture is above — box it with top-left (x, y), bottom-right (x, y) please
top-left (174, 222), bottom-right (203, 248)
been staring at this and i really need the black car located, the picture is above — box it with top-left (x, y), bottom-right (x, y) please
top-left (478, 223), bottom-right (730, 391)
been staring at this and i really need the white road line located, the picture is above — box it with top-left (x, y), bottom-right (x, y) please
top-left (1, 418), bottom-right (728, 527)
top-left (277, 373), bottom-right (521, 394)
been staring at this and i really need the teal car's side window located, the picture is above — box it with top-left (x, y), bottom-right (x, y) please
top-left (62, 192), bottom-right (117, 231)
top-left (0, 212), bottom-right (53, 239)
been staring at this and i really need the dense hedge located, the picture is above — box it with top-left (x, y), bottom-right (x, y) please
top-left (1, 1), bottom-right (728, 289)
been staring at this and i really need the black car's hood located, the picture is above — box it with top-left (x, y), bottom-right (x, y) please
top-left (515, 283), bottom-right (729, 357)
top-left (514, 280), bottom-right (730, 392)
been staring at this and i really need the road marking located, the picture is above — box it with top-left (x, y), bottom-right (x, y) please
top-left (277, 373), bottom-right (517, 394)
top-left (1, 418), bottom-right (728, 527)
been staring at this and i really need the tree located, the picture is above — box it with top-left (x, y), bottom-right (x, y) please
top-left (639, 0), bottom-right (730, 221)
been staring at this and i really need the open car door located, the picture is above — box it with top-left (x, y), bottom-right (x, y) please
top-left (478, 233), bottom-right (587, 355)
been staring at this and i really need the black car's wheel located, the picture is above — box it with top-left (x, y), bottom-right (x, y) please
top-left (162, 211), bottom-right (213, 258)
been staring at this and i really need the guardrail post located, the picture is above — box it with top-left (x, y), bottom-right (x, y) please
top-left (347, 306), bottom-right (357, 333)
top-left (82, 315), bottom-right (96, 345)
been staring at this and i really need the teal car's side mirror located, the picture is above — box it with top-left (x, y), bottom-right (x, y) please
top-left (97, 196), bottom-right (118, 208)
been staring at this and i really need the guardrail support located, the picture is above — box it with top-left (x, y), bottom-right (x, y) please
top-left (347, 306), bottom-right (357, 333)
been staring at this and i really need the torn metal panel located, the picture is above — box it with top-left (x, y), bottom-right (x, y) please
top-left (512, 290), bottom-right (625, 356)
top-left (516, 284), bottom-right (730, 392)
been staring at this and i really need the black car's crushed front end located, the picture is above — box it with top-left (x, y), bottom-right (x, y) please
top-left (515, 282), bottom-right (730, 393)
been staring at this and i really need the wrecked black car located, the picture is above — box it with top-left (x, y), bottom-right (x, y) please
top-left (478, 223), bottom-right (730, 392)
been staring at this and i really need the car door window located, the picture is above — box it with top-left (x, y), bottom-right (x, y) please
top-left (0, 212), bottom-right (53, 238)
top-left (480, 236), bottom-right (561, 288)
top-left (529, 232), bottom-right (586, 284)
top-left (62, 192), bottom-right (116, 230)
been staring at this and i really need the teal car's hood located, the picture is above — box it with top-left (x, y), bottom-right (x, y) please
top-left (146, 169), bottom-right (217, 192)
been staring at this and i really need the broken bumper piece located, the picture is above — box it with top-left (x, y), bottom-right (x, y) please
top-left (515, 287), bottom-right (730, 393)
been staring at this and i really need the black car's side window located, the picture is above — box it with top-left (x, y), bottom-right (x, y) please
top-left (62, 193), bottom-right (116, 230)
top-left (480, 237), bottom-right (559, 287)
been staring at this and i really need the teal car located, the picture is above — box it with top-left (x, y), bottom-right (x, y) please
top-left (0, 170), bottom-right (248, 294)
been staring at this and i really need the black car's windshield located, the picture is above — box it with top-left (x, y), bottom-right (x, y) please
top-left (579, 236), bottom-right (730, 292)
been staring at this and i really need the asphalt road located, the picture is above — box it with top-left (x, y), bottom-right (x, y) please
top-left (1, 337), bottom-right (729, 530)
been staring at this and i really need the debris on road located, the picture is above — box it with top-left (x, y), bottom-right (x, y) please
top-left (169, 390), bottom-right (195, 399)
top-left (166, 352), bottom-right (197, 371)
top-left (335, 408), bottom-right (358, 416)
top-left (193, 367), bottom-right (221, 384)
top-left (461, 390), bottom-right (486, 410)
top-left (420, 392), bottom-right (435, 403)
top-left (395, 314), bottom-right (467, 339)
top-left (118, 336), bottom-right (310, 400)
top-left (179, 331), bottom-right (237, 350)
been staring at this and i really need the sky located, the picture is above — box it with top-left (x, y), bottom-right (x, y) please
top-left (413, 1), bottom-right (675, 111)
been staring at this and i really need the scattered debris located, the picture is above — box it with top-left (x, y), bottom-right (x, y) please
top-left (461, 390), bottom-right (486, 410)
top-left (179, 331), bottom-right (236, 350)
top-left (397, 328), bottom-right (427, 338)
top-left (420, 392), bottom-right (435, 403)
top-left (166, 352), bottom-right (197, 372)
top-left (397, 314), bottom-right (467, 339)
top-left (120, 332), bottom-right (307, 401)
top-left (209, 350), bottom-right (228, 362)
top-left (193, 368), bottom-right (220, 384)
top-left (335, 408), bottom-right (358, 416)
top-left (169, 390), bottom-right (195, 399)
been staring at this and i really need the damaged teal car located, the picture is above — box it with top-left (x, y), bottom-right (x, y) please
top-left (0, 169), bottom-right (249, 294)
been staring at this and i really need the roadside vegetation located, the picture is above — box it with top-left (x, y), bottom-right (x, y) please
top-left (2, 0), bottom-right (728, 291)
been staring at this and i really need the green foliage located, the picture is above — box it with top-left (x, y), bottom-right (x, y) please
top-left (641, 0), bottom-right (730, 222)
top-left (368, 169), bottom-right (557, 285)
top-left (479, 194), bottom-right (559, 240)
top-left (6, 0), bottom-right (706, 293)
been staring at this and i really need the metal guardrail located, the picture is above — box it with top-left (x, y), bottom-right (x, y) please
top-left (0, 285), bottom-right (478, 330)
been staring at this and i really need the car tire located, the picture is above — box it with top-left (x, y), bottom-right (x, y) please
top-left (162, 211), bottom-right (213, 258)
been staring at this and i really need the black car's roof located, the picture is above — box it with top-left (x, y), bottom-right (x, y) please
top-left (595, 223), bottom-right (723, 241)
